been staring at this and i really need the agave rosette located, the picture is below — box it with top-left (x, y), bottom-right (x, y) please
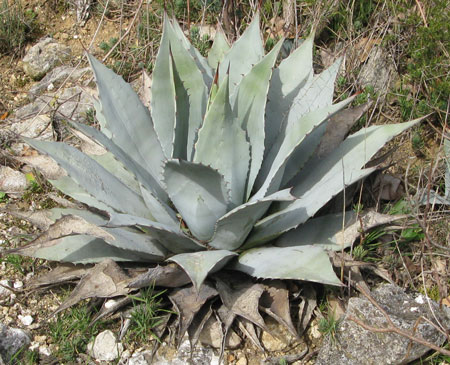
top-left (12, 14), bottom-right (419, 292)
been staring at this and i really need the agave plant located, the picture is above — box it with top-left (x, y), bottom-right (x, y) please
top-left (9, 14), bottom-right (419, 315)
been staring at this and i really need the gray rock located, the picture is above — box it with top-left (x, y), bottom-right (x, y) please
top-left (28, 66), bottom-right (92, 100)
top-left (358, 46), bottom-right (397, 95)
top-left (0, 323), bottom-right (31, 363)
top-left (10, 115), bottom-right (53, 140)
top-left (316, 284), bottom-right (450, 365)
top-left (51, 86), bottom-right (94, 123)
top-left (87, 330), bottom-right (123, 362)
top-left (0, 167), bottom-right (28, 193)
top-left (153, 336), bottom-right (219, 365)
top-left (12, 85), bottom-right (94, 143)
top-left (127, 350), bottom-right (153, 365)
top-left (22, 38), bottom-right (71, 80)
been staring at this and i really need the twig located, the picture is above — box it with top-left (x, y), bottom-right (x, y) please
top-left (347, 284), bottom-right (450, 357)
top-left (414, 0), bottom-right (428, 27)
top-left (101, 0), bottom-right (144, 63)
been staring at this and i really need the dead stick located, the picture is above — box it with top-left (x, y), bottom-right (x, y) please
top-left (102, 0), bottom-right (145, 63)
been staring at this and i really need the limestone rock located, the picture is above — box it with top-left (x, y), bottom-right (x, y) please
top-left (127, 350), bottom-right (152, 365)
top-left (22, 38), bottom-right (71, 80)
top-left (28, 66), bottom-right (92, 100)
top-left (0, 167), bottom-right (28, 193)
top-left (10, 115), bottom-right (53, 140)
top-left (0, 323), bottom-right (31, 363)
top-left (316, 284), bottom-right (450, 365)
top-left (154, 336), bottom-right (219, 365)
top-left (358, 46), bottom-right (397, 95)
top-left (87, 330), bottom-right (123, 362)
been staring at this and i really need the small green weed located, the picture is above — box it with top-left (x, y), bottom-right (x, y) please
top-left (394, 0), bottom-right (449, 125)
top-left (400, 225), bottom-right (424, 242)
top-left (279, 358), bottom-right (288, 365)
top-left (99, 37), bottom-right (119, 55)
top-left (125, 286), bottom-right (170, 344)
top-left (23, 349), bottom-right (39, 364)
top-left (0, 0), bottom-right (39, 55)
top-left (48, 303), bottom-right (104, 362)
top-left (423, 343), bottom-right (450, 364)
top-left (387, 198), bottom-right (411, 215)
top-left (353, 228), bottom-right (388, 263)
top-left (0, 254), bottom-right (27, 274)
top-left (84, 108), bottom-right (96, 125)
top-left (190, 26), bottom-right (211, 57)
top-left (352, 245), bottom-right (369, 261)
top-left (318, 313), bottom-right (340, 344)
top-left (0, 191), bottom-right (7, 203)
top-left (326, 0), bottom-right (377, 38)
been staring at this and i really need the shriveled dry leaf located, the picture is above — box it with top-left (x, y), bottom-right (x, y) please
top-left (277, 210), bottom-right (406, 251)
top-left (92, 295), bottom-right (132, 324)
top-left (55, 259), bottom-right (133, 313)
top-left (373, 173), bottom-right (404, 201)
top-left (5, 209), bottom-right (55, 230)
top-left (169, 283), bottom-right (218, 345)
top-left (6, 215), bottom-right (114, 258)
top-left (188, 301), bottom-right (214, 348)
top-left (297, 283), bottom-right (316, 336)
top-left (261, 281), bottom-right (298, 338)
top-left (128, 264), bottom-right (191, 289)
top-left (215, 273), bottom-right (267, 331)
top-left (216, 304), bottom-right (238, 361)
top-left (316, 102), bottom-right (372, 159)
top-left (336, 211), bottom-right (406, 248)
top-left (237, 318), bottom-right (264, 352)
top-left (27, 263), bottom-right (92, 289)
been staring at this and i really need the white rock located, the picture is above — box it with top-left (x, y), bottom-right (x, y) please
top-left (88, 330), bottom-right (122, 362)
top-left (127, 350), bottom-right (152, 365)
top-left (18, 315), bottom-right (34, 326)
top-left (10, 115), bottom-right (53, 140)
top-left (22, 38), bottom-right (71, 80)
top-left (39, 345), bottom-right (51, 356)
top-left (29, 342), bottom-right (39, 351)
top-left (0, 167), bottom-right (28, 193)
top-left (13, 281), bottom-right (23, 289)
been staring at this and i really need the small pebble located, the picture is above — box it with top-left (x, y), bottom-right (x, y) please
top-left (19, 314), bottom-right (34, 326)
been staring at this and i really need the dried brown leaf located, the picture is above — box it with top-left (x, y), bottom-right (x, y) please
top-left (297, 283), bottom-right (317, 336)
top-left (260, 281), bottom-right (298, 338)
top-left (373, 174), bottom-right (404, 201)
top-left (169, 283), bottom-right (218, 345)
top-left (215, 273), bottom-right (267, 331)
top-left (316, 102), bottom-right (372, 159)
top-left (188, 301), bottom-right (214, 348)
top-left (237, 318), bottom-right (264, 352)
top-left (27, 263), bottom-right (92, 289)
top-left (55, 259), bottom-right (132, 314)
top-left (128, 264), bottom-right (191, 289)
top-left (7, 215), bottom-right (114, 257)
top-left (5, 209), bottom-right (55, 230)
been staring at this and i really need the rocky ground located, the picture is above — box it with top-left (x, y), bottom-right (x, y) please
top-left (0, 0), bottom-right (449, 364)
